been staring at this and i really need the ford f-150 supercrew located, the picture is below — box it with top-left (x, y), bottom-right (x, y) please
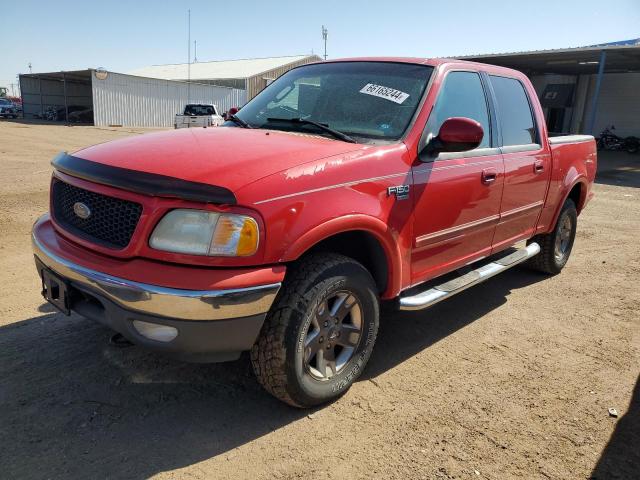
top-left (32, 58), bottom-right (596, 407)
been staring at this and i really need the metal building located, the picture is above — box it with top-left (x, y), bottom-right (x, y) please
top-left (18, 69), bottom-right (246, 127)
top-left (129, 54), bottom-right (323, 100)
top-left (459, 39), bottom-right (640, 137)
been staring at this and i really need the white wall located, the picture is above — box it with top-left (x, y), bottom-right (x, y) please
top-left (92, 71), bottom-right (247, 127)
top-left (581, 72), bottom-right (640, 137)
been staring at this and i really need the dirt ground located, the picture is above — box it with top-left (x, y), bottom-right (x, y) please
top-left (0, 121), bottom-right (638, 480)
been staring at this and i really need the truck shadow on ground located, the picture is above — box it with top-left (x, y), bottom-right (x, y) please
top-left (590, 375), bottom-right (640, 479)
top-left (1, 268), bottom-right (547, 479)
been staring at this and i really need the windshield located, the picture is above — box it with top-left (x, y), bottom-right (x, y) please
top-left (234, 61), bottom-right (433, 142)
top-left (0, 99), bottom-right (11, 105)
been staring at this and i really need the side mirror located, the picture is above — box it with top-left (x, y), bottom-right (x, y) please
top-left (422, 117), bottom-right (484, 157)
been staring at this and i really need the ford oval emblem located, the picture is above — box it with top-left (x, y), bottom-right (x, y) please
top-left (73, 202), bottom-right (91, 219)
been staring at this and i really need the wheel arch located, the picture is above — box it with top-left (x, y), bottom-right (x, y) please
top-left (549, 177), bottom-right (588, 230)
top-left (279, 215), bottom-right (404, 299)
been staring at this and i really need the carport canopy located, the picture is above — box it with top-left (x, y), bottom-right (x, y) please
top-left (19, 70), bottom-right (93, 123)
top-left (459, 39), bottom-right (640, 134)
top-left (459, 41), bottom-right (640, 75)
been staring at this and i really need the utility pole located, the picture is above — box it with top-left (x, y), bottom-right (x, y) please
top-left (321, 26), bottom-right (328, 60)
top-left (187, 9), bottom-right (191, 103)
top-left (28, 62), bottom-right (32, 74)
top-left (194, 40), bottom-right (198, 62)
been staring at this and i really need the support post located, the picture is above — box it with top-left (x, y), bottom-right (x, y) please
top-left (586, 50), bottom-right (606, 134)
top-left (62, 72), bottom-right (69, 126)
top-left (38, 75), bottom-right (43, 119)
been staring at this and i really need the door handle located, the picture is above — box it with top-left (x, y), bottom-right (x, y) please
top-left (481, 168), bottom-right (497, 185)
top-left (534, 160), bottom-right (545, 174)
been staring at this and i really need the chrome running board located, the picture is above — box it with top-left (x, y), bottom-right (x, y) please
top-left (399, 242), bottom-right (540, 311)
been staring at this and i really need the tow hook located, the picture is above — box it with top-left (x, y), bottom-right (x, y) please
top-left (109, 332), bottom-right (133, 348)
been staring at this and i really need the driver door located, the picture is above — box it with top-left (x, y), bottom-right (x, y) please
top-left (410, 70), bottom-right (504, 284)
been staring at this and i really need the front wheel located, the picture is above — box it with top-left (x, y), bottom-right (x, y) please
top-left (526, 198), bottom-right (577, 274)
top-left (251, 253), bottom-right (379, 408)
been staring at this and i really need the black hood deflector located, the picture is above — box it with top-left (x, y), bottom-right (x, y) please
top-left (52, 152), bottom-right (237, 205)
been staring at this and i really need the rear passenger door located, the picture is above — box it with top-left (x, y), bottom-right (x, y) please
top-left (488, 75), bottom-right (551, 250)
top-left (410, 70), bottom-right (504, 284)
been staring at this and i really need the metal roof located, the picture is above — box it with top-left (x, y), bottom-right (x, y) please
top-left (128, 55), bottom-right (320, 81)
top-left (457, 40), bottom-right (640, 75)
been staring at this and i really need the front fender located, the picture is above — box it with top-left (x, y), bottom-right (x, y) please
top-left (280, 214), bottom-right (405, 299)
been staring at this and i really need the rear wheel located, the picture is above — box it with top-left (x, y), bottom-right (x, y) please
top-left (526, 198), bottom-right (577, 274)
top-left (251, 253), bottom-right (379, 408)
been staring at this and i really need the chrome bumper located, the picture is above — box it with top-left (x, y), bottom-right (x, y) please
top-left (32, 232), bottom-right (281, 321)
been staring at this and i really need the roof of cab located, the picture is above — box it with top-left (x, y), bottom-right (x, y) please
top-left (320, 57), bottom-right (526, 78)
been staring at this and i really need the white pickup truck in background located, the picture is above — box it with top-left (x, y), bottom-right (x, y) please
top-left (174, 104), bottom-right (224, 129)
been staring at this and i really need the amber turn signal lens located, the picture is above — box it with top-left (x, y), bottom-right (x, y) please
top-left (236, 218), bottom-right (259, 256)
top-left (209, 214), bottom-right (259, 256)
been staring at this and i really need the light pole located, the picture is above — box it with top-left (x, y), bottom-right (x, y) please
top-left (322, 26), bottom-right (328, 60)
top-left (187, 9), bottom-right (191, 103)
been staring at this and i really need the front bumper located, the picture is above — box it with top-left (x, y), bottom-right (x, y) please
top-left (32, 216), bottom-right (281, 362)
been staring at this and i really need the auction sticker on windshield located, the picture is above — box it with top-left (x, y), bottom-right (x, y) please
top-left (359, 84), bottom-right (410, 104)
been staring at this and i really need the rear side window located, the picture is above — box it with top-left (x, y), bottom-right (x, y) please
top-left (426, 71), bottom-right (491, 149)
top-left (489, 76), bottom-right (537, 146)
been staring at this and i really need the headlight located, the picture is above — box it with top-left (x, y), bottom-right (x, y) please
top-left (149, 209), bottom-right (259, 256)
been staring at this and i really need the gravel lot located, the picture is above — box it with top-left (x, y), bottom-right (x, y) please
top-left (0, 121), bottom-right (638, 480)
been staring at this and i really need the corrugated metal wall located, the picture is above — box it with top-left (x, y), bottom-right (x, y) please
top-left (92, 71), bottom-right (247, 127)
top-left (246, 56), bottom-right (322, 100)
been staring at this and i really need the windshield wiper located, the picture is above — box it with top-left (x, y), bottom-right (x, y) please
top-left (265, 117), bottom-right (356, 143)
top-left (228, 114), bottom-right (253, 129)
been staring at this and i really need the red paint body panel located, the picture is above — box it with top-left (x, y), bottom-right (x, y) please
top-left (43, 57), bottom-right (596, 300)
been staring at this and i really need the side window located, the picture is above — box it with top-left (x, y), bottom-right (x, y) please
top-left (426, 71), bottom-right (491, 149)
top-left (489, 76), bottom-right (537, 146)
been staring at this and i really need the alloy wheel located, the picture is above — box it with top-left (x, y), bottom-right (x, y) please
top-left (303, 291), bottom-right (363, 380)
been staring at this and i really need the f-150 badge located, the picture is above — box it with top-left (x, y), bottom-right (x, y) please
top-left (387, 185), bottom-right (410, 200)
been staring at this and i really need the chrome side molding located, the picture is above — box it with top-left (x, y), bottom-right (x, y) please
top-left (399, 243), bottom-right (541, 311)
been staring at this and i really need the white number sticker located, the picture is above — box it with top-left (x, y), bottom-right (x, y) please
top-left (359, 83), bottom-right (410, 104)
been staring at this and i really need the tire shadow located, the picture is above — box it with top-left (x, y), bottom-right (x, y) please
top-left (0, 268), bottom-right (546, 479)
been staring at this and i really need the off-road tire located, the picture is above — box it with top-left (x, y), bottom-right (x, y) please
top-left (251, 253), bottom-right (379, 408)
top-left (526, 198), bottom-right (577, 275)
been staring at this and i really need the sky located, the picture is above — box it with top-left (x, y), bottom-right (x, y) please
top-left (2, 0), bottom-right (639, 93)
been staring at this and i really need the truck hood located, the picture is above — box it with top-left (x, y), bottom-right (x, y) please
top-left (72, 127), bottom-right (364, 194)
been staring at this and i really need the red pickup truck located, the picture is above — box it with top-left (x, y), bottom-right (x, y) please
top-left (32, 58), bottom-right (596, 407)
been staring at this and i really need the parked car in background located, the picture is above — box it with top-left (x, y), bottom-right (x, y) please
top-left (0, 98), bottom-right (18, 118)
top-left (32, 58), bottom-right (596, 408)
top-left (67, 107), bottom-right (93, 123)
top-left (174, 104), bottom-right (224, 129)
